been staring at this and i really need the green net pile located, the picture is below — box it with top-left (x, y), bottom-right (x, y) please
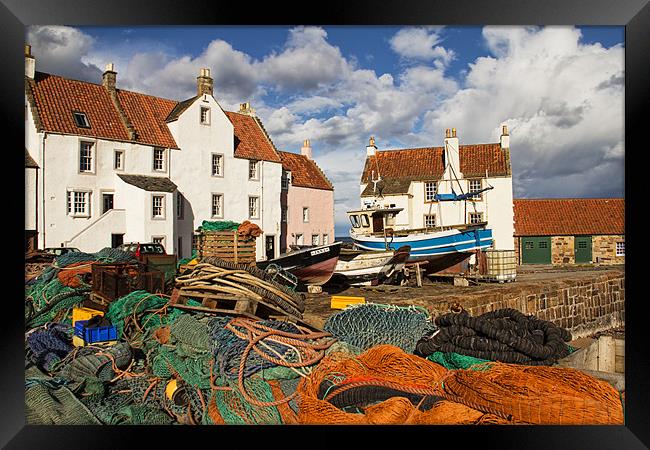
top-left (25, 279), bottom-right (89, 328)
top-left (198, 220), bottom-right (240, 232)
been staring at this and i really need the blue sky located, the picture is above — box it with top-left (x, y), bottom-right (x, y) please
top-left (27, 25), bottom-right (624, 236)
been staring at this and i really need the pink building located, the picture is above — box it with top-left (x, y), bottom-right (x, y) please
top-left (279, 140), bottom-right (334, 253)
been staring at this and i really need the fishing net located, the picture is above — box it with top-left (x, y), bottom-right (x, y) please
top-left (436, 362), bottom-right (625, 424)
top-left (323, 303), bottom-right (435, 353)
top-left (25, 279), bottom-right (89, 328)
top-left (415, 308), bottom-right (572, 365)
top-left (26, 322), bottom-right (74, 372)
top-left (198, 220), bottom-right (240, 232)
top-left (426, 351), bottom-right (491, 370)
top-left (105, 290), bottom-right (170, 338)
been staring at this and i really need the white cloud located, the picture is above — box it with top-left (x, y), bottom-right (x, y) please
top-left (390, 27), bottom-right (455, 68)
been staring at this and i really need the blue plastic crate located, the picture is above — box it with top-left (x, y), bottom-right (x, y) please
top-left (74, 320), bottom-right (117, 344)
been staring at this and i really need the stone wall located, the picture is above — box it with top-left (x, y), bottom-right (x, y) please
top-left (593, 235), bottom-right (625, 265)
top-left (416, 270), bottom-right (625, 340)
top-left (551, 236), bottom-right (574, 265)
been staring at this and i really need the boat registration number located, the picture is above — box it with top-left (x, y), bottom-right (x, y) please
top-left (310, 248), bottom-right (329, 256)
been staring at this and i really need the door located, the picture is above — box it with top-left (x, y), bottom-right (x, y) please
top-left (521, 236), bottom-right (551, 264)
top-left (265, 235), bottom-right (275, 260)
top-left (575, 236), bottom-right (592, 263)
top-left (102, 193), bottom-right (114, 214)
top-left (111, 233), bottom-right (124, 248)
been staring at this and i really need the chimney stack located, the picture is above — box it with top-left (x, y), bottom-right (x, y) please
top-left (239, 102), bottom-right (256, 116)
top-left (500, 124), bottom-right (510, 149)
top-left (443, 127), bottom-right (461, 178)
top-left (301, 139), bottom-right (312, 159)
top-left (102, 63), bottom-right (117, 91)
top-left (25, 44), bottom-right (35, 79)
top-left (366, 136), bottom-right (377, 156)
top-left (197, 68), bottom-right (213, 97)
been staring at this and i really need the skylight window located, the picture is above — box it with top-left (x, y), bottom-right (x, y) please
top-left (73, 112), bottom-right (90, 128)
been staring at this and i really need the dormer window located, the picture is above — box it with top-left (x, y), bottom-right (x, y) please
top-left (73, 111), bottom-right (90, 128)
top-left (200, 106), bottom-right (210, 125)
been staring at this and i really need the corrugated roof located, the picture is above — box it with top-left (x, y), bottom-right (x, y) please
top-left (279, 151), bottom-right (333, 191)
top-left (513, 198), bottom-right (625, 236)
top-left (117, 174), bottom-right (177, 192)
top-left (360, 143), bottom-right (509, 184)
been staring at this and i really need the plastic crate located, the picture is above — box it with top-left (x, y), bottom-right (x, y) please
top-left (72, 307), bottom-right (104, 326)
top-left (74, 320), bottom-right (117, 344)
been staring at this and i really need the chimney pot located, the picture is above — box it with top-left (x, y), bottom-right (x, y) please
top-left (197, 67), bottom-right (214, 97)
top-left (25, 44), bottom-right (35, 79)
top-left (301, 138), bottom-right (313, 159)
top-left (25, 44), bottom-right (32, 57)
top-left (502, 125), bottom-right (509, 136)
top-left (451, 128), bottom-right (457, 138)
top-left (445, 128), bottom-right (451, 138)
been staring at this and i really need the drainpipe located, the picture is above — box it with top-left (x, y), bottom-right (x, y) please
top-left (41, 132), bottom-right (47, 248)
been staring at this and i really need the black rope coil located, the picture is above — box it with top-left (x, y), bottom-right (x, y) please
top-left (415, 308), bottom-right (572, 365)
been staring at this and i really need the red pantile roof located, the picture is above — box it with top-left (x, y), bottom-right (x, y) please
top-left (117, 90), bottom-right (179, 149)
top-left (28, 72), bottom-right (131, 142)
top-left (225, 111), bottom-right (281, 162)
top-left (361, 143), bottom-right (509, 184)
top-left (513, 198), bottom-right (625, 236)
top-left (279, 151), bottom-right (333, 191)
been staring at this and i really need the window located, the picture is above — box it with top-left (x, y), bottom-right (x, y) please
top-left (152, 236), bottom-right (165, 248)
top-left (424, 181), bottom-right (438, 202)
top-left (360, 214), bottom-right (370, 228)
top-left (249, 160), bottom-right (259, 180)
top-left (578, 241), bottom-right (588, 249)
top-left (323, 234), bottom-right (329, 245)
top-left (524, 241), bottom-right (534, 250)
top-left (295, 233), bottom-right (304, 245)
top-left (114, 150), bottom-right (124, 170)
top-left (469, 212), bottom-right (484, 224)
top-left (200, 106), bottom-right (210, 125)
top-left (152, 195), bottom-right (165, 218)
top-left (249, 196), bottom-right (259, 219)
top-left (211, 154), bottom-right (223, 176)
top-left (616, 242), bottom-right (625, 256)
top-left (73, 112), bottom-right (90, 128)
top-left (312, 234), bottom-right (320, 246)
top-left (153, 148), bottom-right (165, 171)
top-left (66, 190), bottom-right (91, 217)
top-left (349, 215), bottom-right (360, 228)
top-left (468, 179), bottom-right (482, 200)
top-left (539, 241), bottom-right (548, 249)
top-left (424, 214), bottom-right (436, 228)
top-left (102, 193), bottom-right (114, 214)
top-left (79, 142), bottom-right (94, 173)
top-left (281, 206), bottom-right (288, 223)
top-left (282, 172), bottom-right (290, 190)
top-left (211, 194), bottom-right (223, 218)
top-left (177, 192), bottom-right (184, 219)
top-left (303, 207), bottom-right (309, 223)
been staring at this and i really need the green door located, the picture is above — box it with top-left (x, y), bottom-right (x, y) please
top-left (521, 237), bottom-right (551, 264)
top-left (575, 236), bottom-right (592, 263)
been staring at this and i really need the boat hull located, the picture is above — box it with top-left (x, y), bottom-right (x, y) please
top-left (257, 242), bottom-right (342, 286)
top-left (333, 245), bottom-right (411, 286)
top-left (351, 228), bottom-right (493, 271)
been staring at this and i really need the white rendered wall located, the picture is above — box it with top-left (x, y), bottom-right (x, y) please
top-left (25, 168), bottom-right (38, 231)
top-left (169, 97), bottom-right (283, 260)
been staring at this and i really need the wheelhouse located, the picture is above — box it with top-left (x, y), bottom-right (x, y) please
top-left (347, 207), bottom-right (403, 235)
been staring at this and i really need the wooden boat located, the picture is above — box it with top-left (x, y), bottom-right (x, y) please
top-left (347, 206), bottom-right (493, 273)
top-left (256, 242), bottom-right (342, 286)
top-left (332, 245), bottom-right (411, 286)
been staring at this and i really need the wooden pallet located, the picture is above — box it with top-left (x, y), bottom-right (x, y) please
top-left (169, 288), bottom-right (320, 332)
top-left (198, 231), bottom-right (256, 263)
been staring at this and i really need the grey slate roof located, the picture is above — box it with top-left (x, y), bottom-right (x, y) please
top-left (117, 174), bottom-right (177, 192)
top-left (165, 96), bottom-right (199, 122)
top-left (361, 178), bottom-right (412, 197)
top-left (25, 148), bottom-right (39, 168)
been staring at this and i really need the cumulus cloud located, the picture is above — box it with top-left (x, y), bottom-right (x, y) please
top-left (390, 27), bottom-right (455, 68)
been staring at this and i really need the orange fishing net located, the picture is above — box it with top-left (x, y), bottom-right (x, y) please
top-left (237, 221), bottom-right (263, 238)
top-left (57, 261), bottom-right (95, 287)
top-left (437, 362), bottom-right (624, 425)
top-left (296, 344), bottom-right (623, 425)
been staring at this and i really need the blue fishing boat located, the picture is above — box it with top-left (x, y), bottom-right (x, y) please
top-left (347, 205), bottom-right (494, 273)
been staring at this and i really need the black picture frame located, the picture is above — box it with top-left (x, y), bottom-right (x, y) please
top-left (3, 0), bottom-right (647, 447)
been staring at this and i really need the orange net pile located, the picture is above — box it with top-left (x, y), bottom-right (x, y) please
top-left (437, 362), bottom-right (624, 425)
top-left (296, 344), bottom-right (624, 425)
top-left (57, 261), bottom-right (96, 288)
top-left (237, 221), bottom-right (263, 238)
top-left (296, 344), bottom-right (507, 424)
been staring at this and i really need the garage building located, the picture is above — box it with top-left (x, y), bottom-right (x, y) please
top-left (513, 198), bottom-right (624, 265)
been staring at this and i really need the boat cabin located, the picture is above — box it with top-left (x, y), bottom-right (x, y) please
top-left (347, 207), bottom-right (403, 236)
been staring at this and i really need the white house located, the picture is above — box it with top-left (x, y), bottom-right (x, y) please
top-left (359, 127), bottom-right (515, 250)
top-left (24, 45), bottom-right (284, 260)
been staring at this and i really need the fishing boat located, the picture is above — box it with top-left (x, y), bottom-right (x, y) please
top-left (332, 245), bottom-right (411, 286)
top-left (256, 242), bottom-right (342, 286)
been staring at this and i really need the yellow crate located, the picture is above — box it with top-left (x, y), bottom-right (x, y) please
top-left (72, 336), bottom-right (117, 347)
top-left (331, 295), bottom-right (366, 310)
top-left (72, 307), bottom-right (104, 326)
